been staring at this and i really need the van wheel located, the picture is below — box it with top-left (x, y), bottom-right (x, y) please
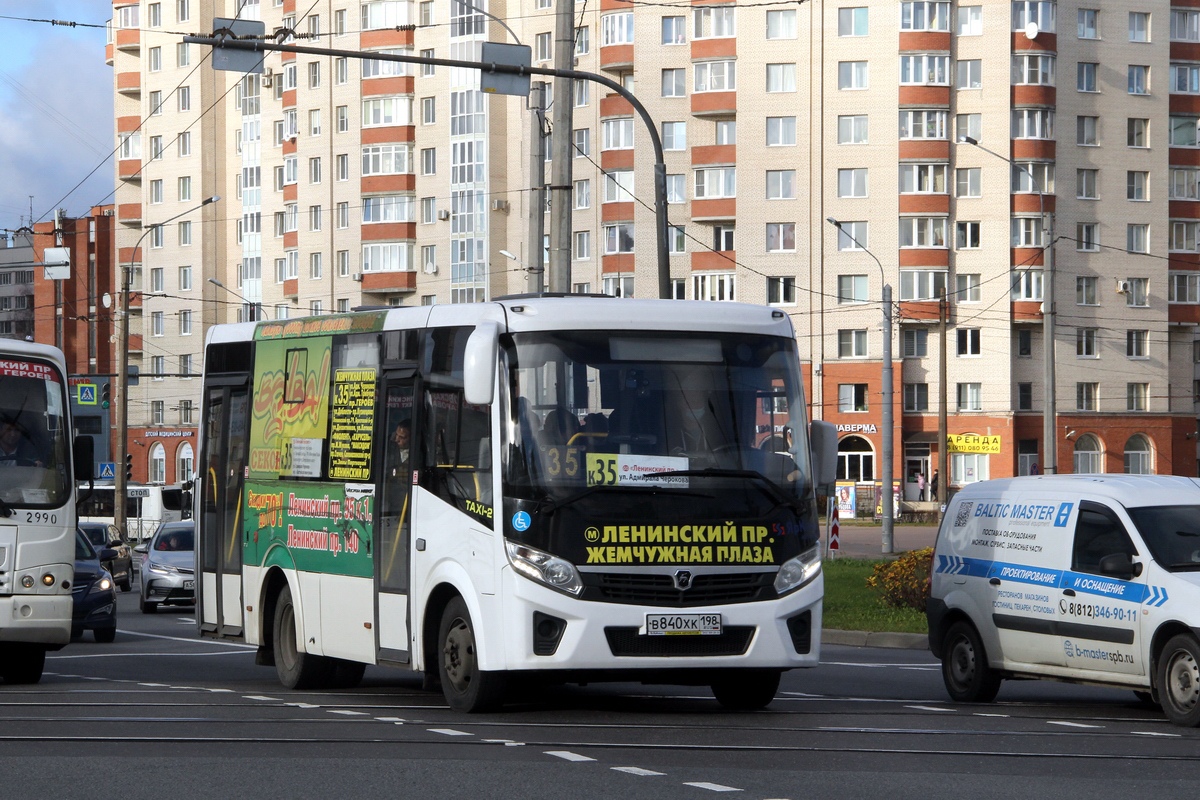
top-left (273, 585), bottom-right (334, 690)
top-left (438, 597), bottom-right (505, 713)
top-left (1157, 634), bottom-right (1200, 727)
top-left (711, 670), bottom-right (781, 710)
top-left (941, 621), bottom-right (1001, 703)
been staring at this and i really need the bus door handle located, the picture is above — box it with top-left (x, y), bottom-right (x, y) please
top-left (988, 578), bottom-right (1000, 586)
top-left (1062, 589), bottom-right (1076, 597)
top-left (416, 538), bottom-right (426, 551)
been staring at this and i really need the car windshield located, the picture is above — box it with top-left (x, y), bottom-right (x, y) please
top-left (1126, 505), bottom-right (1200, 570)
top-left (80, 525), bottom-right (107, 547)
top-left (155, 526), bottom-right (194, 551)
top-left (75, 530), bottom-right (96, 561)
top-left (0, 359), bottom-right (72, 506)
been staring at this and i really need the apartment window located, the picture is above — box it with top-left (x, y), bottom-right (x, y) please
top-left (899, 217), bottom-right (947, 247)
top-left (604, 224), bottom-right (635, 254)
top-left (1128, 171), bottom-right (1149, 200)
top-left (766, 116), bottom-right (796, 146)
top-left (337, 106), bottom-right (348, 132)
top-left (957, 60), bottom-right (982, 90)
top-left (1174, 169), bottom-right (1200, 201)
top-left (838, 115), bottom-right (868, 144)
top-left (179, 265), bottom-right (192, 290)
top-left (1128, 65), bottom-right (1150, 95)
top-left (900, 269), bottom-right (948, 301)
top-left (176, 0), bottom-right (190, 22)
top-left (1011, 269), bottom-right (1044, 301)
top-left (1012, 108), bottom-right (1054, 139)
top-left (1127, 225), bottom-right (1150, 253)
top-left (1077, 276), bottom-right (1098, 305)
top-left (1173, 9), bottom-right (1200, 41)
top-left (363, 195), bottom-right (415, 223)
top-left (178, 220), bottom-right (191, 246)
top-left (1077, 382), bottom-right (1098, 411)
top-left (151, 311), bottom-right (165, 337)
top-left (178, 86), bottom-right (191, 111)
top-left (574, 231), bottom-right (591, 261)
top-left (1078, 8), bottom-right (1099, 39)
top-left (662, 15), bottom-right (686, 44)
top-left (1077, 328), bottom-right (1098, 357)
top-left (899, 109), bottom-right (947, 139)
top-left (1129, 12), bottom-right (1150, 42)
top-left (838, 384), bottom-right (869, 413)
top-left (309, 205), bottom-right (322, 231)
top-left (1172, 63), bottom-right (1200, 94)
top-left (838, 330), bottom-right (868, 358)
top-left (1126, 383), bottom-right (1149, 412)
top-left (1012, 54), bottom-right (1056, 85)
top-left (955, 328), bottom-right (980, 357)
top-left (1017, 383), bottom-right (1033, 411)
top-left (149, 90), bottom-right (163, 116)
top-left (420, 96), bottom-right (436, 125)
top-left (693, 6), bottom-right (735, 38)
top-left (535, 31), bottom-right (552, 62)
top-left (766, 223), bottom-right (796, 252)
top-left (573, 129), bottom-right (590, 157)
top-left (1169, 272), bottom-right (1200, 302)
top-left (838, 7), bottom-right (868, 36)
top-left (1017, 330), bottom-right (1033, 357)
top-left (899, 163), bottom-right (947, 193)
top-left (902, 2), bottom-right (951, 31)
top-left (957, 273), bottom-right (981, 302)
top-left (766, 9), bottom-right (797, 39)
top-left (362, 143), bottom-right (413, 176)
top-left (956, 221), bottom-right (981, 249)
top-left (363, 96), bottom-right (413, 127)
top-left (179, 309), bottom-right (192, 336)
top-left (837, 274), bottom-right (869, 304)
top-left (1127, 330), bottom-right (1149, 358)
top-left (716, 121), bottom-right (736, 144)
top-left (695, 61), bottom-right (736, 92)
top-left (1077, 168), bottom-right (1099, 199)
top-left (147, 3), bottom-right (161, 27)
top-left (150, 179), bottom-right (163, 204)
top-left (420, 49), bottom-right (435, 77)
top-left (574, 80), bottom-right (589, 106)
top-left (176, 42), bottom-right (190, 67)
top-left (1172, 116), bottom-right (1200, 146)
top-left (904, 383), bottom-right (930, 412)
top-left (336, 202), bottom-right (349, 229)
top-left (835, 221), bottom-right (868, 251)
top-left (573, 179), bottom-right (592, 209)
top-left (666, 174), bottom-right (685, 204)
top-left (956, 168), bottom-right (981, 197)
top-left (694, 167), bottom-right (736, 199)
top-left (602, 118), bottom-right (635, 150)
top-left (150, 355), bottom-right (165, 382)
top-left (1012, 217), bottom-right (1043, 247)
top-left (1078, 62), bottom-right (1098, 92)
top-left (333, 153), bottom-right (348, 181)
top-left (601, 11), bottom-right (635, 44)
top-left (604, 170), bottom-right (635, 203)
top-left (662, 121), bottom-right (686, 150)
top-left (1077, 222), bottom-right (1099, 251)
top-left (307, 157), bottom-right (321, 184)
top-left (1077, 116), bottom-right (1098, 146)
top-left (573, 26), bottom-right (590, 56)
top-left (661, 68), bottom-right (686, 97)
top-left (1128, 118), bottom-right (1149, 147)
top-left (693, 273), bottom-right (736, 302)
top-left (958, 6), bottom-right (982, 35)
top-left (838, 61), bottom-right (868, 90)
top-left (900, 54), bottom-right (950, 86)
top-left (768, 276), bottom-right (796, 305)
top-left (149, 46), bottom-right (161, 72)
top-left (150, 267), bottom-right (164, 293)
top-left (956, 113), bottom-right (982, 143)
top-left (177, 131), bottom-right (191, 157)
top-left (837, 168), bottom-right (868, 198)
top-left (1012, 1), bottom-right (1055, 32)
top-left (767, 170), bottom-right (796, 200)
top-left (956, 383), bottom-right (982, 411)
top-left (421, 147), bottom-right (435, 175)
top-left (903, 329), bottom-right (929, 358)
top-left (766, 63), bottom-right (797, 93)
top-left (1126, 277), bottom-right (1150, 306)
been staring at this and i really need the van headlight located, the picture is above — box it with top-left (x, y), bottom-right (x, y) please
top-left (774, 545), bottom-right (822, 596)
top-left (505, 540), bottom-right (583, 596)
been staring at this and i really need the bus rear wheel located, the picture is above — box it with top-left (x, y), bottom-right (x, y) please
top-left (711, 670), bottom-right (781, 710)
top-left (438, 597), bottom-right (505, 713)
top-left (0, 645), bottom-right (46, 684)
top-left (273, 585), bottom-right (334, 690)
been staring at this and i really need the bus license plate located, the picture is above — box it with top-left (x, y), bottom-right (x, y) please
top-left (644, 613), bottom-right (721, 636)
top-left (184, 580), bottom-right (195, 590)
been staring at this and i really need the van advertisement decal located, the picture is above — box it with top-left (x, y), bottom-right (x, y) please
top-left (937, 554), bottom-right (1166, 605)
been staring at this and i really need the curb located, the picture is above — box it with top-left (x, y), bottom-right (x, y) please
top-left (822, 629), bottom-right (929, 650)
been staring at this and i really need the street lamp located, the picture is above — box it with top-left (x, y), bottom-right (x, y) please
top-left (959, 135), bottom-right (1056, 474)
top-left (826, 217), bottom-right (895, 555)
top-left (209, 277), bottom-right (260, 321)
top-left (114, 195), bottom-right (219, 536)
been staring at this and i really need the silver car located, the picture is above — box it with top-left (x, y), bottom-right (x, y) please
top-left (137, 521), bottom-right (195, 614)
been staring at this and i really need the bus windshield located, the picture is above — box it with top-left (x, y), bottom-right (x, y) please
top-left (502, 330), bottom-right (819, 559)
top-left (0, 359), bottom-right (70, 507)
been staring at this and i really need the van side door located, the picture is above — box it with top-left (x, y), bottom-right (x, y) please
top-left (1060, 501), bottom-right (1146, 678)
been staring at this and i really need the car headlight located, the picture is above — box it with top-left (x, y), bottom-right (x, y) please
top-left (505, 540), bottom-right (583, 596)
top-left (773, 545), bottom-right (822, 596)
top-left (146, 560), bottom-right (172, 575)
top-left (89, 571), bottom-right (113, 595)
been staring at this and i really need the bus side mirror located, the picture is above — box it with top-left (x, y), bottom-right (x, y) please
top-left (463, 321), bottom-right (500, 406)
top-left (809, 420), bottom-right (838, 493)
top-left (74, 434), bottom-right (95, 482)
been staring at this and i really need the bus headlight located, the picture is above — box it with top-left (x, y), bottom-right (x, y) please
top-left (505, 540), bottom-right (583, 596)
top-left (773, 545), bottom-right (821, 596)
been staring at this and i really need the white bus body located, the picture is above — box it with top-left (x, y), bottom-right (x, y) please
top-left (78, 483), bottom-right (186, 542)
top-left (197, 299), bottom-right (835, 710)
top-left (0, 340), bottom-right (86, 684)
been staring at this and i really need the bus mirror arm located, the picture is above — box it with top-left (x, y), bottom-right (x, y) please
top-left (464, 321), bottom-right (501, 406)
top-left (75, 433), bottom-right (96, 510)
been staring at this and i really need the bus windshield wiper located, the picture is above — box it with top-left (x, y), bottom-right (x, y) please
top-left (0, 498), bottom-right (12, 517)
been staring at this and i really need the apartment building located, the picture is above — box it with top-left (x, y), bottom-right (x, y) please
top-left (107, 0), bottom-right (1200, 492)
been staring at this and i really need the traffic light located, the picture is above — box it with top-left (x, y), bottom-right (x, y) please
top-left (100, 383), bottom-right (111, 409)
top-left (125, 453), bottom-right (133, 481)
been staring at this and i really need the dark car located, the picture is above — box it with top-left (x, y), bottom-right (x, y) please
top-left (136, 520), bottom-right (194, 613)
top-left (78, 521), bottom-right (133, 592)
top-left (72, 528), bottom-right (117, 643)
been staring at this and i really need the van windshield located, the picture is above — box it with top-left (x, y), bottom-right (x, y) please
top-left (1126, 505), bottom-right (1200, 571)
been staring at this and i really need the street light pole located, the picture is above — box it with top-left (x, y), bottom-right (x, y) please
top-left (827, 217), bottom-right (894, 554)
top-left (208, 277), bottom-right (259, 321)
top-left (960, 136), bottom-right (1056, 474)
top-left (114, 195), bottom-right (219, 537)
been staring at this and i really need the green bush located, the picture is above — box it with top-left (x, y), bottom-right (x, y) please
top-left (865, 547), bottom-right (933, 613)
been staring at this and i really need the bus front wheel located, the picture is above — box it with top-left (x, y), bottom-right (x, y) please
top-left (273, 585), bottom-right (334, 690)
top-left (711, 670), bottom-right (781, 710)
top-left (0, 645), bottom-right (46, 684)
top-left (437, 597), bottom-right (505, 713)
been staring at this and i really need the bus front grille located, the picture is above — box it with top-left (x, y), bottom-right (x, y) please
top-left (604, 626), bottom-right (755, 657)
top-left (584, 572), bottom-right (772, 607)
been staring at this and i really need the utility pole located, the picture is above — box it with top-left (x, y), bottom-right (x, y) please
top-left (547, 0), bottom-right (575, 293)
top-left (938, 288), bottom-right (948, 510)
top-left (527, 81), bottom-right (547, 293)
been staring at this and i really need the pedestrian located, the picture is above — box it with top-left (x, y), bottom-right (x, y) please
top-left (916, 471), bottom-right (927, 502)
top-left (930, 469), bottom-right (939, 499)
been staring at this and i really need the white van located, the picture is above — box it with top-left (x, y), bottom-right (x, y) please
top-left (928, 475), bottom-right (1200, 727)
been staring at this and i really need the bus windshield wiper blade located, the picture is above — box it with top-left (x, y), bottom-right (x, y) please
top-left (0, 498), bottom-right (12, 517)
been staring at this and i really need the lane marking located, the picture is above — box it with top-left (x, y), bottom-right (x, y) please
top-left (49, 650), bottom-right (251, 660)
top-left (243, 695), bottom-right (280, 702)
top-left (684, 782), bottom-right (742, 792)
top-left (1047, 721), bottom-right (1103, 729)
top-left (429, 728), bottom-right (472, 736)
top-left (287, 703), bottom-right (321, 709)
top-left (904, 705), bottom-right (954, 713)
top-left (612, 766), bottom-right (665, 777)
top-left (375, 717), bottom-right (407, 724)
top-left (974, 713), bottom-right (1010, 718)
top-left (328, 709), bottom-right (369, 716)
top-left (1132, 731), bottom-right (1181, 738)
top-left (546, 750), bottom-right (595, 762)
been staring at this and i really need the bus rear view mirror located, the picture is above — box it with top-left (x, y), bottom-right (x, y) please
top-left (809, 420), bottom-right (837, 492)
top-left (464, 321), bottom-right (500, 406)
top-left (74, 434), bottom-right (95, 482)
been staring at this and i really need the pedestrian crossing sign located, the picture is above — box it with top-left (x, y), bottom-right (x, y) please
top-left (78, 383), bottom-right (97, 405)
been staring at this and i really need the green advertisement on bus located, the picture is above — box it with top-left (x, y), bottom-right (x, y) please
top-left (244, 480), bottom-right (375, 577)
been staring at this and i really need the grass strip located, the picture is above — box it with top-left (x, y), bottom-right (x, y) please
top-left (822, 557), bottom-right (928, 634)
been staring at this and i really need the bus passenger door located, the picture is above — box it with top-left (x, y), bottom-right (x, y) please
top-left (376, 376), bottom-right (416, 663)
top-left (199, 383), bottom-right (250, 637)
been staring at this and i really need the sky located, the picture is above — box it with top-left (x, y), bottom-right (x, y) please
top-left (0, 1), bottom-right (115, 233)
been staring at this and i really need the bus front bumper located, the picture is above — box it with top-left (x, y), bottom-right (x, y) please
top-left (0, 594), bottom-right (73, 645)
